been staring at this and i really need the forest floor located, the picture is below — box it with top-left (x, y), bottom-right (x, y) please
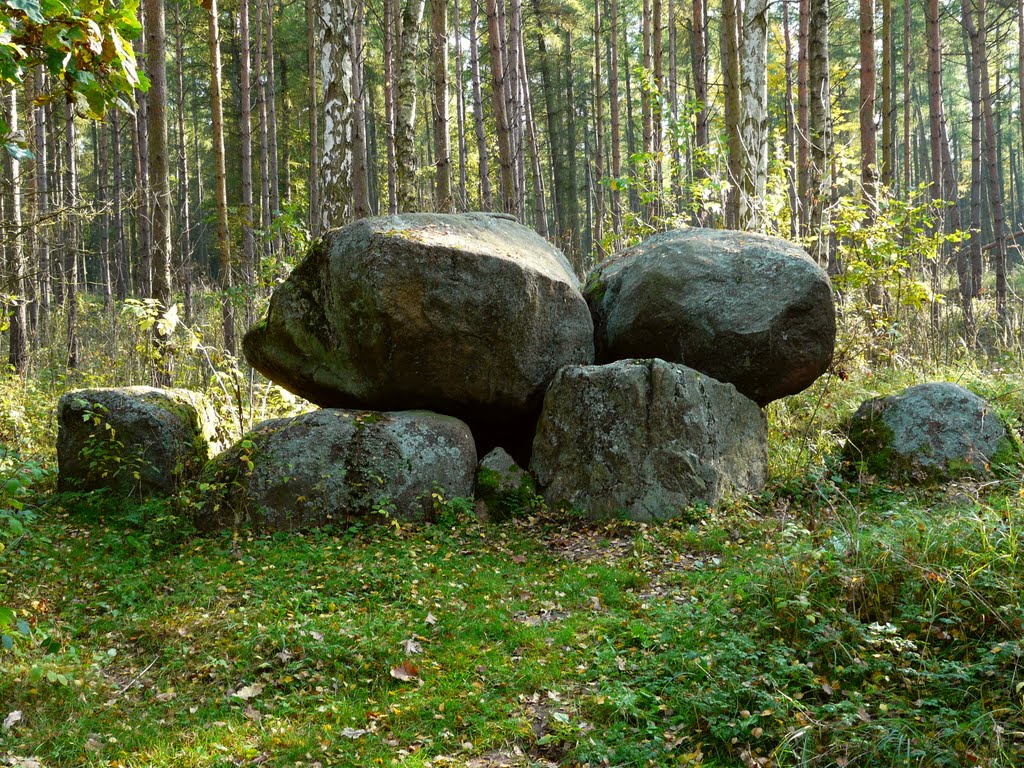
top-left (1, 364), bottom-right (1024, 767)
top-left (2, 473), bottom-right (1023, 767)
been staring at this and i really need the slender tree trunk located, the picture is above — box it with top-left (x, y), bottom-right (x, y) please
top-left (4, 91), bottom-right (28, 373)
top-left (562, 26), bottom-right (581, 269)
top-left (264, 0), bottom-right (281, 247)
top-left (255, 0), bottom-right (271, 243)
top-left (431, 0), bottom-right (453, 211)
top-left (609, 0), bottom-right (622, 237)
top-left (145, 0), bottom-right (174, 379)
top-left (454, 0), bottom-right (469, 208)
top-left (351, 0), bottom-right (372, 217)
top-left (111, 109), bottom-right (126, 301)
top-left (797, 0), bottom-right (810, 229)
top-left (860, 0), bottom-right (878, 208)
top-left (739, 0), bottom-right (769, 231)
top-left (33, 69), bottom-right (52, 314)
top-left (518, 7), bottom-right (546, 236)
top-left (881, 0), bottom-right (894, 187)
top-left (486, 0), bottom-right (515, 213)
top-left (396, 0), bottom-right (428, 211)
top-left (383, 0), bottom-right (398, 213)
top-left (97, 120), bottom-right (112, 309)
top-left (174, 0), bottom-right (193, 323)
top-left (203, 0), bottom-right (236, 353)
top-left (134, 9), bottom-right (152, 300)
top-left (63, 97), bottom-right (80, 369)
top-left (469, 0), bottom-right (492, 208)
top-left (307, 0), bottom-right (321, 233)
top-left (962, 0), bottom-right (981, 328)
top-left (974, 0), bottom-right (1007, 326)
top-left (783, 0), bottom-right (798, 236)
top-left (593, 0), bottom-right (604, 255)
top-left (807, 0), bottom-right (831, 249)
top-left (722, 0), bottom-right (742, 229)
top-left (239, 0), bottom-right (257, 324)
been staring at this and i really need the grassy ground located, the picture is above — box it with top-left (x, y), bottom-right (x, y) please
top-left (2, 470), bottom-right (1023, 767)
top-left (2, 362), bottom-right (1024, 767)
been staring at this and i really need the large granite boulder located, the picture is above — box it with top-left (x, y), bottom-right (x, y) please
top-left (529, 359), bottom-right (768, 521)
top-left (584, 228), bottom-right (835, 405)
top-left (244, 213), bottom-right (594, 455)
top-left (57, 387), bottom-right (221, 496)
top-left (197, 409), bottom-right (477, 531)
top-left (846, 383), bottom-right (1020, 482)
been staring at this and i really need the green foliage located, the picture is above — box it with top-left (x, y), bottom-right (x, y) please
top-left (0, 0), bottom-right (145, 151)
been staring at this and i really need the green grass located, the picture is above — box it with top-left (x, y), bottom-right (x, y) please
top-left (2, 477), bottom-right (1023, 767)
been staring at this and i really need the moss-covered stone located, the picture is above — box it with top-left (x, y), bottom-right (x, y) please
top-left (197, 408), bottom-right (477, 531)
top-left (583, 228), bottom-right (835, 405)
top-left (57, 386), bottom-right (222, 497)
top-left (845, 382), bottom-right (1020, 483)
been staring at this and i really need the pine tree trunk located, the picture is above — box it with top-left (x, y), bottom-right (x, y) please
top-left (881, 0), bottom-right (894, 187)
top-left (807, 0), bottom-right (831, 247)
top-left (722, 0), bottom-right (741, 229)
top-left (962, 0), bottom-right (981, 327)
top-left (469, 0), bottom-right (492, 208)
top-left (797, 0), bottom-right (810, 229)
top-left (431, 0), bottom-right (453, 211)
top-left (486, 0), bottom-right (515, 213)
top-left (264, 0), bottom-right (281, 247)
top-left (112, 109), bottom-right (126, 301)
top-left (32, 69), bottom-right (52, 313)
top-left (902, 0), bottom-right (911, 195)
top-left (974, 0), bottom-right (1007, 327)
top-left (860, 0), bottom-right (877, 208)
top-left (174, 0), bottom-right (193, 324)
top-left (609, 0), bottom-right (622, 236)
top-left (239, 0), bottom-right (257, 324)
top-left (517, 8), bottom-right (546, 236)
top-left (203, 0), bottom-right (236, 354)
top-left (454, 0), bottom-right (469, 208)
top-left (593, 0), bottom-right (604, 256)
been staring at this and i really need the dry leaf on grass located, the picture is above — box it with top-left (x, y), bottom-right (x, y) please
top-left (389, 660), bottom-right (419, 681)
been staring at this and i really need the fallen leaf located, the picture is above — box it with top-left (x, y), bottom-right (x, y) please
top-left (615, 656), bottom-right (627, 671)
top-left (276, 649), bottom-right (294, 663)
top-left (244, 705), bottom-right (262, 723)
top-left (154, 691), bottom-right (176, 702)
top-left (425, 612), bottom-right (437, 626)
top-left (403, 638), bottom-right (422, 654)
top-left (2, 711), bottom-right (22, 731)
top-left (389, 660), bottom-right (419, 681)
top-left (232, 683), bottom-right (264, 701)
top-left (589, 596), bottom-right (602, 611)
top-left (340, 727), bottom-right (370, 738)
top-left (511, 555), bottom-right (527, 564)
top-left (5, 758), bottom-right (42, 768)
top-left (310, 631), bottom-right (324, 642)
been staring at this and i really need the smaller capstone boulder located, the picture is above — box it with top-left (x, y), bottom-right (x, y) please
top-left (474, 447), bottom-right (537, 520)
top-left (846, 382), bottom-right (1020, 482)
top-left (57, 387), bottom-right (221, 496)
top-left (530, 359), bottom-right (768, 521)
top-left (584, 228), bottom-right (835, 405)
top-left (197, 409), bottom-right (477, 531)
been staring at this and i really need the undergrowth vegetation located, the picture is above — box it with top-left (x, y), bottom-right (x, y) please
top-left (1, 280), bottom-right (1023, 767)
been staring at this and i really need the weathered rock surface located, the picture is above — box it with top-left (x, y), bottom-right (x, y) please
top-left (474, 447), bottom-right (537, 520)
top-left (530, 359), bottom-right (768, 521)
top-left (846, 383), bottom-right (1019, 481)
top-left (197, 409), bottom-right (477, 531)
top-left (244, 213), bottom-right (594, 454)
top-left (57, 387), bottom-right (221, 496)
top-left (584, 228), bottom-right (835, 405)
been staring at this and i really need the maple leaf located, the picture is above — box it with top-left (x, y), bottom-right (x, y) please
top-left (389, 660), bottom-right (419, 681)
top-left (2, 711), bottom-right (22, 731)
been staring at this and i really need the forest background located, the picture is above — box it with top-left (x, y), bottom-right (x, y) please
top-left (1, 0), bottom-right (1024, 765)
